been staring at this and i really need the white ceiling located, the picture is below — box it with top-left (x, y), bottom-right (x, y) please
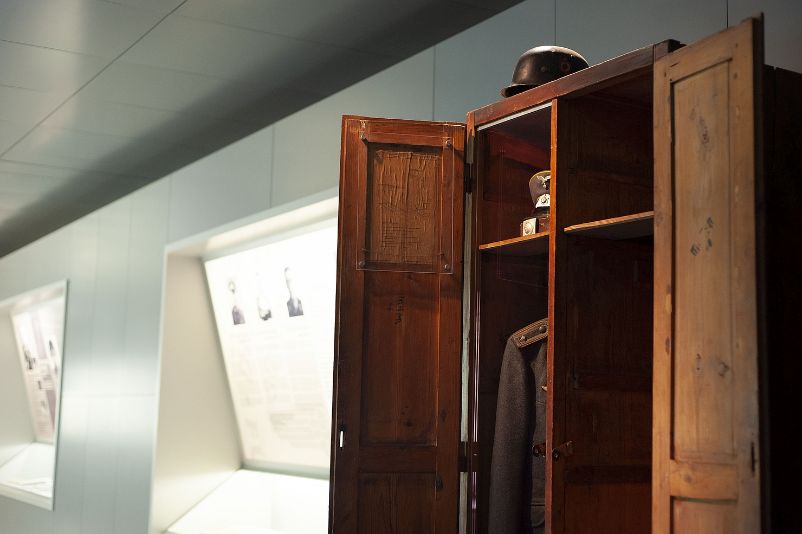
top-left (0, 0), bottom-right (520, 255)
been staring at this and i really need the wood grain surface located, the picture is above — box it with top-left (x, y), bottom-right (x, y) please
top-left (652, 17), bottom-right (762, 534)
top-left (330, 116), bottom-right (464, 534)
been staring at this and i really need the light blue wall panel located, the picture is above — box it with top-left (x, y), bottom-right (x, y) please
top-left (271, 50), bottom-right (435, 206)
top-left (0, 247), bottom-right (26, 298)
top-left (434, 0), bottom-right (553, 122)
top-left (167, 126), bottom-right (273, 242)
top-left (80, 396), bottom-right (121, 533)
top-left (0, 497), bottom-right (52, 533)
top-left (113, 396), bottom-right (158, 534)
top-left (53, 393), bottom-right (89, 534)
top-left (556, 0), bottom-right (726, 66)
top-left (61, 213), bottom-right (100, 398)
top-left (0, 248), bottom-right (31, 299)
top-left (121, 181), bottom-right (169, 396)
top-left (730, 0), bottom-right (802, 72)
top-left (87, 199), bottom-right (132, 398)
top-left (16, 226), bottom-right (71, 290)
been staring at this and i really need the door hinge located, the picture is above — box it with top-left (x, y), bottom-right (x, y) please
top-left (551, 440), bottom-right (574, 461)
top-left (465, 130), bottom-right (475, 165)
top-left (464, 170), bottom-right (474, 194)
top-left (464, 130), bottom-right (475, 193)
top-left (459, 441), bottom-right (469, 473)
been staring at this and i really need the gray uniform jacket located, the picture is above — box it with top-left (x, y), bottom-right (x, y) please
top-left (488, 318), bottom-right (548, 534)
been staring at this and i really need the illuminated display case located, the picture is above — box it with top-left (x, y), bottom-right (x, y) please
top-left (150, 191), bottom-right (337, 534)
top-left (204, 223), bottom-right (336, 477)
top-left (0, 281), bottom-right (67, 509)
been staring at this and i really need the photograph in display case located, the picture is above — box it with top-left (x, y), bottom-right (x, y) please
top-left (0, 280), bottom-right (67, 508)
top-left (11, 296), bottom-right (64, 444)
top-left (204, 222), bottom-right (336, 475)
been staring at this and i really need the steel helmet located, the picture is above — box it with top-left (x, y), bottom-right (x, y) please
top-left (501, 46), bottom-right (589, 98)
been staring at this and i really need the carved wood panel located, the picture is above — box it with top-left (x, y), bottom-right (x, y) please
top-left (364, 146), bottom-right (441, 271)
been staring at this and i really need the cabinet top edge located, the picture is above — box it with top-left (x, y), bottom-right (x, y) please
top-left (468, 39), bottom-right (681, 128)
top-left (340, 115), bottom-right (465, 128)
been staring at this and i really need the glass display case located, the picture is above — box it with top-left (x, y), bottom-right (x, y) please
top-left (0, 280), bottom-right (67, 509)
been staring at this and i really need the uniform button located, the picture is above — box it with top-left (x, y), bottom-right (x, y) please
top-left (539, 325), bottom-right (547, 333)
top-left (519, 335), bottom-right (527, 342)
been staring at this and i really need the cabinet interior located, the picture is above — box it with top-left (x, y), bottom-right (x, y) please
top-left (470, 72), bottom-right (656, 534)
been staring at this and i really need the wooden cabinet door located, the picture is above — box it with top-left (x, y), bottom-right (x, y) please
top-left (653, 17), bottom-right (763, 534)
top-left (330, 116), bottom-right (465, 534)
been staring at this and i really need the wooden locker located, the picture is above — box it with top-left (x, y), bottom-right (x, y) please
top-left (329, 15), bottom-right (798, 534)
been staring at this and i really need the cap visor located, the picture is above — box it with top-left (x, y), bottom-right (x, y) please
top-left (501, 83), bottom-right (534, 98)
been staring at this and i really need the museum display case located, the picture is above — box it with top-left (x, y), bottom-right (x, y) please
top-left (0, 281), bottom-right (67, 509)
top-left (150, 192), bottom-right (338, 534)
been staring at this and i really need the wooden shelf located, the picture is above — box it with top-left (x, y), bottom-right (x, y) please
top-left (564, 211), bottom-right (654, 240)
top-left (478, 231), bottom-right (549, 256)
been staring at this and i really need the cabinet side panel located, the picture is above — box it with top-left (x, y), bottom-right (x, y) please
top-left (552, 85), bottom-right (654, 534)
top-left (559, 237), bottom-right (653, 534)
top-left (553, 95), bottom-right (653, 228)
top-left (759, 66), bottom-right (802, 534)
top-left (479, 131), bottom-right (550, 244)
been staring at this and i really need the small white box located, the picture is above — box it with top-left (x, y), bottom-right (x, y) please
top-left (521, 217), bottom-right (538, 236)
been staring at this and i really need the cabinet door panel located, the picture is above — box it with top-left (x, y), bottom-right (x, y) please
top-left (653, 18), bottom-right (762, 534)
top-left (330, 116), bottom-right (465, 534)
